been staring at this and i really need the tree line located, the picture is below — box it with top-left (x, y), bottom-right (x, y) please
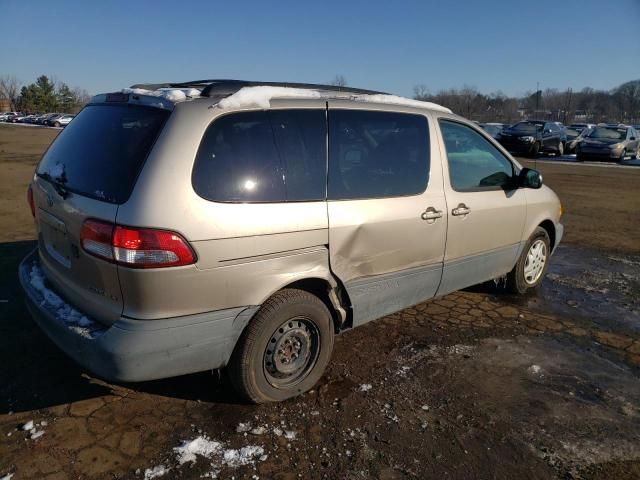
top-left (412, 79), bottom-right (640, 125)
top-left (0, 74), bottom-right (90, 113)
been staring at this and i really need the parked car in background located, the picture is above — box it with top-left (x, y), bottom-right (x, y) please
top-left (497, 120), bottom-right (564, 157)
top-left (570, 123), bottom-right (596, 130)
top-left (564, 126), bottom-right (592, 154)
top-left (51, 114), bottom-right (74, 127)
top-left (479, 122), bottom-right (506, 138)
top-left (0, 112), bottom-right (20, 121)
top-left (18, 80), bottom-right (563, 403)
top-left (576, 125), bottom-right (639, 162)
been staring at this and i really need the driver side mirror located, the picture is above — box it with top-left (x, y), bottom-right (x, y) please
top-left (518, 168), bottom-right (543, 189)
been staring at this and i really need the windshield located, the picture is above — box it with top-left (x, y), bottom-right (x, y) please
top-left (511, 122), bottom-right (543, 134)
top-left (37, 104), bottom-right (169, 204)
top-left (587, 127), bottom-right (627, 140)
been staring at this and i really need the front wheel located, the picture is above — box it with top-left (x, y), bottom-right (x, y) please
top-left (528, 142), bottom-right (540, 158)
top-left (618, 150), bottom-right (626, 163)
top-left (228, 289), bottom-right (334, 403)
top-left (506, 227), bottom-right (551, 294)
top-left (53, 122), bottom-right (61, 127)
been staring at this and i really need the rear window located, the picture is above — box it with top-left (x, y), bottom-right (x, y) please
top-left (37, 104), bottom-right (169, 204)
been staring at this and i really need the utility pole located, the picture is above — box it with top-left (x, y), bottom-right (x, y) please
top-left (535, 81), bottom-right (540, 114)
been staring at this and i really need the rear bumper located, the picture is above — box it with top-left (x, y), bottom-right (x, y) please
top-left (19, 249), bottom-right (258, 382)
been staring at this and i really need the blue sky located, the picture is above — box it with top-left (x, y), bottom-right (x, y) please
top-left (1, 0), bottom-right (638, 97)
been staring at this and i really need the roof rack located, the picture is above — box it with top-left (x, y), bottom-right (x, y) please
top-left (129, 79), bottom-right (387, 98)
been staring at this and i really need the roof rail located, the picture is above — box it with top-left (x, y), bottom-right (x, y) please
top-left (129, 79), bottom-right (387, 98)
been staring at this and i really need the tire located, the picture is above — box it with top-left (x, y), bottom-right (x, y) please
top-left (506, 227), bottom-right (551, 295)
top-left (53, 122), bottom-right (61, 127)
top-left (529, 142), bottom-right (540, 158)
top-left (618, 150), bottom-right (626, 163)
top-left (228, 288), bottom-right (334, 403)
top-left (556, 141), bottom-right (564, 156)
top-left (632, 147), bottom-right (639, 160)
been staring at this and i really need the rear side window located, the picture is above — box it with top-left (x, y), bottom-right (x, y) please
top-left (37, 104), bottom-right (169, 204)
top-left (440, 120), bottom-right (514, 191)
top-left (328, 110), bottom-right (429, 200)
top-left (192, 110), bottom-right (326, 202)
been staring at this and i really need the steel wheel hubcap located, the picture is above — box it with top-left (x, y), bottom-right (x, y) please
top-left (524, 239), bottom-right (547, 285)
top-left (263, 317), bottom-right (319, 388)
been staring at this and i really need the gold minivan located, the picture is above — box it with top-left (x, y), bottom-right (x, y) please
top-left (19, 80), bottom-right (563, 403)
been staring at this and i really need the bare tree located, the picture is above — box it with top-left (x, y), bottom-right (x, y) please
top-left (0, 75), bottom-right (22, 110)
top-left (330, 75), bottom-right (347, 87)
top-left (413, 84), bottom-right (429, 100)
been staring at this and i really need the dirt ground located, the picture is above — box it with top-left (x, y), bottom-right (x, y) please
top-left (1, 124), bottom-right (639, 479)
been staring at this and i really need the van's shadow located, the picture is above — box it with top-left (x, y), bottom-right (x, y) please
top-left (0, 240), bottom-right (240, 414)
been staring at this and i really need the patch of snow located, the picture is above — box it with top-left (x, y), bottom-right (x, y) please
top-left (1, 473), bottom-right (14, 480)
top-left (235, 422), bottom-right (252, 433)
top-left (214, 86), bottom-right (451, 113)
top-left (284, 430), bottom-right (296, 440)
top-left (121, 87), bottom-right (201, 102)
top-left (528, 365), bottom-right (542, 375)
top-left (310, 410), bottom-right (320, 416)
top-left (358, 383), bottom-right (373, 392)
top-left (421, 405), bottom-right (430, 411)
top-left (174, 436), bottom-right (222, 465)
top-left (354, 94), bottom-right (452, 113)
top-left (249, 426), bottom-right (266, 435)
top-left (222, 445), bottom-right (265, 467)
top-left (48, 162), bottom-right (65, 180)
top-left (272, 427), bottom-right (283, 436)
top-left (28, 263), bottom-right (105, 339)
top-left (216, 86), bottom-right (323, 110)
top-left (22, 420), bottom-right (34, 431)
top-left (30, 430), bottom-right (44, 440)
top-left (144, 465), bottom-right (169, 479)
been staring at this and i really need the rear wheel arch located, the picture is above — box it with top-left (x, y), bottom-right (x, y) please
top-left (280, 277), bottom-right (351, 333)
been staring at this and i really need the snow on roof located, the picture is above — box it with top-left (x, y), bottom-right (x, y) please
top-left (216, 86), bottom-right (323, 109)
top-left (215, 86), bottom-right (452, 113)
top-left (121, 87), bottom-right (201, 102)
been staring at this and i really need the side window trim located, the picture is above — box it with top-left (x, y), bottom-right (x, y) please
top-left (438, 117), bottom-right (516, 193)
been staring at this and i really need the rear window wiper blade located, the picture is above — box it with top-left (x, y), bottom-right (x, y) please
top-left (37, 172), bottom-right (70, 199)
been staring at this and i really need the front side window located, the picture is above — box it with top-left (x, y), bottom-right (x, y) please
top-left (192, 110), bottom-right (326, 202)
top-left (328, 110), bottom-right (430, 200)
top-left (439, 120), bottom-right (515, 191)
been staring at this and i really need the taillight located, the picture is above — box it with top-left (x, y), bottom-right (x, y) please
top-left (80, 219), bottom-right (195, 268)
top-left (27, 184), bottom-right (35, 218)
top-left (80, 220), bottom-right (115, 261)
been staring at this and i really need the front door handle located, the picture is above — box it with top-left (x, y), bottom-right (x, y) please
top-left (452, 203), bottom-right (470, 216)
top-left (421, 207), bottom-right (443, 223)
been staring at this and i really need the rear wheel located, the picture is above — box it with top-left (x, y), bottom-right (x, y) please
top-left (506, 227), bottom-right (551, 294)
top-left (618, 150), bottom-right (626, 163)
top-left (632, 146), bottom-right (639, 160)
top-left (228, 289), bottom-right (334, 403)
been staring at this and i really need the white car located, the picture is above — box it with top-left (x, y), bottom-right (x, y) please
top-left (51, 114), bottom-right (75, 127)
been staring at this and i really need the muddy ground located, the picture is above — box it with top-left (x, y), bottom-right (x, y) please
top-left (1, 124), bottom-right (639, 479)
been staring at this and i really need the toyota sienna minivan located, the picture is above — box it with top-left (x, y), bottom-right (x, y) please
top-left (19, 80), bottom-right (563, 403)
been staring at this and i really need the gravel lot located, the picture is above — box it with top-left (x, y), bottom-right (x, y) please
top-left (1, 124), bottom-right (639, 479)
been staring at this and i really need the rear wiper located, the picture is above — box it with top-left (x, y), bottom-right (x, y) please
top-left (38, 172), bottom-right (70, 199)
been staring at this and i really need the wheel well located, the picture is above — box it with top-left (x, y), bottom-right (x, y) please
top-left (282, 278), bottom-right (351, 333)
top-left (539, 220), bottom-right (556, 251)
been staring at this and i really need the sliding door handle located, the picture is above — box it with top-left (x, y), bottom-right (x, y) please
top-left (421, 207), bottom-right (443, 222)
top-left (452, 203), bottom-right (470, 216)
